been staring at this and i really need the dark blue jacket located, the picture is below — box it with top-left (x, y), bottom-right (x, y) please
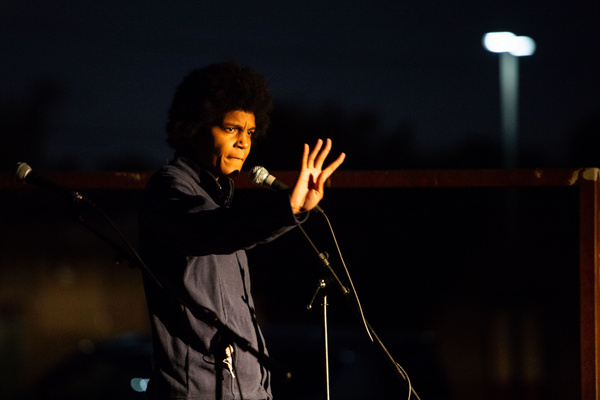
top-left (139, 157), bottom-right (303, 399)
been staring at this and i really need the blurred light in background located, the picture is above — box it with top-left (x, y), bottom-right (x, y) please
top-left (483, 31), bottom-right (536, 168)
top-left (130, 377), bottom-right (149, 393)
top-left (483, 31), bottom-right (536, 57)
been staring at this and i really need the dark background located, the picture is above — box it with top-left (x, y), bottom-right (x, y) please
top-left (1, 0), bottom-right (599, 171)
top-left (0, 183), bottom-right (581, 399)
top-left (0, 1), bottom-right (597, 399)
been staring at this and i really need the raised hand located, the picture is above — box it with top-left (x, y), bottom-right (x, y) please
top-left (289, 138), bottom-right (346, 214)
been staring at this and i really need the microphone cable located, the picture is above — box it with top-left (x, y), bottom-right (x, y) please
top-left (299, 209), bottom-right (421, 400)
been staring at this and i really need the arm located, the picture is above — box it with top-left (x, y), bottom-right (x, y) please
top-left (140, 168), bottom-right (303, 257)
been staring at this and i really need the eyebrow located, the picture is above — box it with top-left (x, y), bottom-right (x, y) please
top-left (222, 121), bottom-right (256, 130)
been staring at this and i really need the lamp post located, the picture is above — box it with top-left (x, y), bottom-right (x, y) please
top-left (483, 32), bottom-right (536, 168)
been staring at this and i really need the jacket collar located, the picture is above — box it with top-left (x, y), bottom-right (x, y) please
top-left (173, 155), bottom-right (234, 207)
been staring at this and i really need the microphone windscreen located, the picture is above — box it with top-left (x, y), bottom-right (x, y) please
top-left (249, 166), bottom-right (269, 186)
top-left (15, 162), bottom-right (33, 182)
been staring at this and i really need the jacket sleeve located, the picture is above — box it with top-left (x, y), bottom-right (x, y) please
top-left (139, 169), bottom-right (307, 257)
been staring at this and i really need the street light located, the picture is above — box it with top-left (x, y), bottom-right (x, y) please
top-left (483, 32), bottom-right (536, 168)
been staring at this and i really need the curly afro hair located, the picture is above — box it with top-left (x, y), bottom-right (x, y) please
top-left (165, 61), bottom-right (274, 152)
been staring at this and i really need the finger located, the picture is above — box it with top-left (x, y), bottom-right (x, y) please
top-left (328, 152), bottom-right (346, 170)
top-left (318, 152), bottom-right (346, 184)
top-left (301, 143), bottom-right (309, 169)
top-left (307, 139), bottom-right (323, 167)
top-left (313, 138), bottom-right (333, 169)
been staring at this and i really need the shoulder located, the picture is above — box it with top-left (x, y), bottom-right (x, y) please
top-left (146, 157), bottom-right (204, 196)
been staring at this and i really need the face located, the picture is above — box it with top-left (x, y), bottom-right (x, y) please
top-left (197, 110), bottom-right (255, 179)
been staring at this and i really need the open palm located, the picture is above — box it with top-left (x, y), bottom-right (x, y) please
top-left (290, 138), bottom-right (346, 214)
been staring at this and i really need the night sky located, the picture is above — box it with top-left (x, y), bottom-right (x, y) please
top-left (1, 1), bottom-right (599, 171)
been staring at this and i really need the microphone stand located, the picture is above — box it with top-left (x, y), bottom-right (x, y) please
top-left (307, 280), bottom-right (329, 400)
top-left (26, 188), bottom-right (291, 400)
top-left (300, 224), bottom-right (347, 400)
top-left (297, 219), bottom-right (421, 400)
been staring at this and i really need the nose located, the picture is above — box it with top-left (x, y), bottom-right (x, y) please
top-left (236, 130), bottom-right (251, 149)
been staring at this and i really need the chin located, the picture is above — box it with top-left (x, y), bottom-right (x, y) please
top-left (222, 162), bottom-right (244, 177)
top-left (222, 165), bottom-right (242, 176)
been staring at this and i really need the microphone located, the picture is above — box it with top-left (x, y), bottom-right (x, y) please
top-left (249, 166), bottom-right (290, 191)
top-left (249, 166), bottom-right (323, 213)
top-left (15, 162), bottom-right (85, 203)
